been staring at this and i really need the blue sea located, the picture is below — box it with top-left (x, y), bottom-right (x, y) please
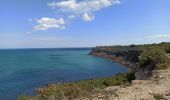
top-left (0, 48), bottom-right (127, 100)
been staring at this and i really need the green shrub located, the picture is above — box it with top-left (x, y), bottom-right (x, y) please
top-left (139, 47), bottom-right (168, 68)
top-left (156, 63), bottom-right (168, 69)
top-left (19, 72), bottom-right (135, 100)
top-left (18, 95), bottom-right (29, 100)
top-left (152, 93), bottom-right (167, 100)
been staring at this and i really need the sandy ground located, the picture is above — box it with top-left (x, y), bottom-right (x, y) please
top-left (83, 66), bottom-right (170, 100)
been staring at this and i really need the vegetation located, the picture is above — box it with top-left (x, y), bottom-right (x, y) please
top-left (91, 42), bottom-right (170, 68)
top-left (19, 72), bottom-right (135, 100)
top-left (19, 42), bottom-right (170, 100)
top-left (139, 47), bottom-right (168, 69)
top-left (152, 93), bottom-right (167, 100)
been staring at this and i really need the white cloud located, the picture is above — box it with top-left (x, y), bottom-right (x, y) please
top-left (68, 15), bottom-right (76, 19)
top-left (48, 0), bottom-right (120, 21)
top-left (48, 0), bottom-right (120, 13)
top-left (32, 0), bottom-right (120, 31)
top-left (34, 17), bottom-right (65, 30)
top-left (148, 34), bottom-right (170, 39)
top-left (82, 13), bottom-right (95, 21)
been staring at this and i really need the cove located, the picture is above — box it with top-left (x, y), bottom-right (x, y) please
top-left (0, 48), bottom-right (128, 100)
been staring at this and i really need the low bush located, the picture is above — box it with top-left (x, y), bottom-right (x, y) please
top-left (19, 72), bottom-right (135, 100)
top-left (156, 63), bottom-right (168, 69)
top-left (152, 93), bottom-right (167, 100)
top-left (139, 47), bottom-right (168, 69)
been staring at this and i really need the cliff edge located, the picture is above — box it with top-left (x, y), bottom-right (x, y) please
top-left (82, 65), bottom-right (170, 100)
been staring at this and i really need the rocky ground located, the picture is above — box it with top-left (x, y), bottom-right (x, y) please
top-left (81, 65), bottom-right (170, 100)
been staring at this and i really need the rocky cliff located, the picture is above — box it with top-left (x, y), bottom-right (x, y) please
top-left (89, 46), bottom-right (154, 80)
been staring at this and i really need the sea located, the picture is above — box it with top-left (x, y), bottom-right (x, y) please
top-left (0, 48), bottom-right (128, 100)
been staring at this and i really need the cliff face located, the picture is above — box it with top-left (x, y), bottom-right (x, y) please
top-left (89, 46), bottom-right (140, 69)
top-left (89, 46), bottom-right (154, 80)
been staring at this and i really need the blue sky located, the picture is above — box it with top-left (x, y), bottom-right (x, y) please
top-left (0, 0), bottom-right (170, 48)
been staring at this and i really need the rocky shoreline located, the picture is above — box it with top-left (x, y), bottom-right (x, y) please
top-left (89, 50), bottom-right (138, 70)
top-left (88, 45), bottom-right (166, 80)
top-left (86, 46), bottom-right (170, 100)
top-left (19, 43), bottom-right (170, 100)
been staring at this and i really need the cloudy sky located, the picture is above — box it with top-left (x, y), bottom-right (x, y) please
top-left (0, 0), bottom-right (170, 49)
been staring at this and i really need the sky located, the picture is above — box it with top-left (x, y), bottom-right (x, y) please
top-left (0, 0), bottom-right (170, 49)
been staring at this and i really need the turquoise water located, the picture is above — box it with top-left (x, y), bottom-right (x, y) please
top-left (0, 48), bottom-right (127, 100)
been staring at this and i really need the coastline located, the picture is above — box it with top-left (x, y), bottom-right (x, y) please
top-left (89, 46), bottom-right (140, 70)
top-left (19, 42), bottom-right (170, 100)
top-left (19, 47), bottom-right (136, 100)
top-left (89, 50), bottom-right (137, 70)
top-left (0, 48), bottom-right (127, 100)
